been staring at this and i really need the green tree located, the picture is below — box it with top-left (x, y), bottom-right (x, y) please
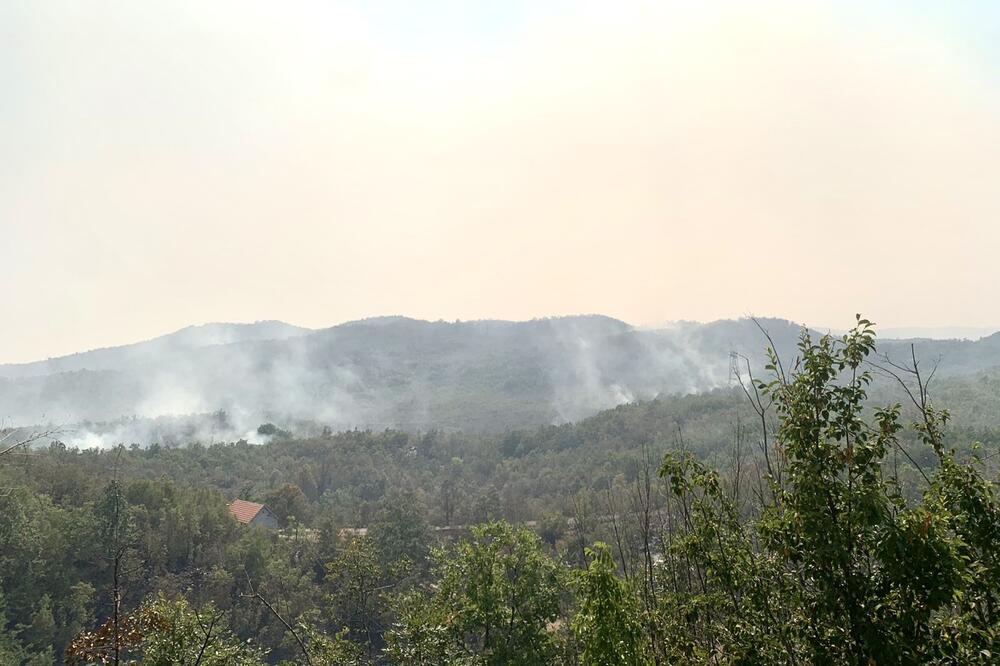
top-left (282, 622), bottom-right (364, 666)
top-left (572, 543), bottom-right (651, 666)
top-left (324, 536), bottom-right (387, 655)
top-left (657, 318), bottom-right (1000, 664)
top-left (19, 595), bottom-right (57, 660)
top-left (263, 483), bottom-right (312, 527)
top-left (389, 522), bottom-right (563, 665)
top-left (137, 594), bottom-right (267, 665)
top-left (95, 476), bottom-right (137, 665)
top-left (69, 593), bottom-right (267, 665)
top-left (385, 591), bottom-right (481, 666)
top-left (368, 490), bottom-right (432, 571)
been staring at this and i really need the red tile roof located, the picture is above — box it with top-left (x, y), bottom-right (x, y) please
top-left (229, 499), bottom-right (265, 524)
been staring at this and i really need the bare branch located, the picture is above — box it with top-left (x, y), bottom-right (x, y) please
top-left (192, 609), bottom-right (220, 666)
top-left (0, 425), bottom-right (64, 458)
top-left (241, 570), bottom-right (313, 666)
top-left (751, 316), bottom-right (788, 385)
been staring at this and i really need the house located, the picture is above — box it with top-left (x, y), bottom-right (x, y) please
top-left (228, 499), bottom-right (279, 529)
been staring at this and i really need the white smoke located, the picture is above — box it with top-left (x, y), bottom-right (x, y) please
top-left (2, 316), bottom-right (810, 444)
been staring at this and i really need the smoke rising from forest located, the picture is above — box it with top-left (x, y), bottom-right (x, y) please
top-left (4, 315), bottom-right (995, 449)
top-left (0, 316), bottom-right (794, 447)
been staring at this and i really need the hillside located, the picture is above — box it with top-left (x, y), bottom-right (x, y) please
top-left (2, 315), bottom-right (999, 438)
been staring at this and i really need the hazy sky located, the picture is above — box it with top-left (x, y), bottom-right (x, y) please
top-left (2, 1), bottom-right (999, 363)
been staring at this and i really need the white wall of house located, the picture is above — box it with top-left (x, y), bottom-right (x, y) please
top-left (250, 507), bottom-right (279, 529)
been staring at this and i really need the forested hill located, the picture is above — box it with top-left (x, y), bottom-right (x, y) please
top-left (23, 378), bottom-right (997, 528)
top-left (2, 315), bottom-right (999, 436)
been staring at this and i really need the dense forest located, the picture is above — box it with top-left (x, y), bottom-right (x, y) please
top-left (2, 320), bottom-right (1000, 664)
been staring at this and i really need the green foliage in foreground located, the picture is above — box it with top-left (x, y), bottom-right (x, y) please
top-left (648, 319), bottom-right (1000, 664)
top-left (65, 594), bottom-right (266, 665)
top-left (387, 522), bottom-right (564, 665)
top-left (571, 543), bottom-right (651, 666)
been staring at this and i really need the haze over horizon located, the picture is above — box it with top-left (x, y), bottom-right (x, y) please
top-left (4, 1), bottom-right (999, 363)
top-left (4, 313), bottom-right (999, 367)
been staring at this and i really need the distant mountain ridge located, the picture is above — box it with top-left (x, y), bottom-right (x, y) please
top-left (2, 315), bottom-right (999, 438)
top-left (0, 320), bottom-right (310, 379)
